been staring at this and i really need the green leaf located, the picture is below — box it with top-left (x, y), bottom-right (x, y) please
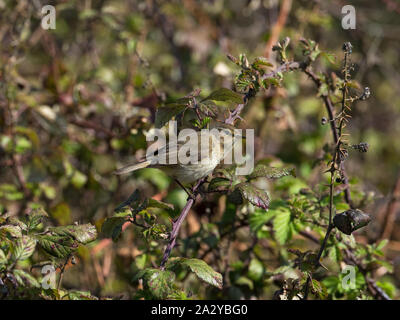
top-left (252, 57), bottom-right (273, 70)
top-left (155, 101), bottom-right (188, 128)
top-left (48, 224), bottom-right (97, 244)
top-left (249, 209), bottom-right (274, 232)
top-left (15, 126), bottom-right (40, 148)
top-left (248, 258), bottom-right (264, 282)
top-left (167, 258), bottom-right (223, 289)
top-left (202, 88), bottom-right (243, 104)
top-left (101, 216), bottom-right (128, 242)
top-left (310, 278), bottom-right (328, 299)
top-left (25, 207), bottom-right (48, 231)
top-left (37, 234), bottom-right (79, 259)
top-left (147, 198), bottom-right (174, 212)
top-left (273, 207), bottom-right (293, 244)
top-left (375, 259), bottom-right (393, 273)
top-left (376, 239), bottom-right (388, 251)
top-left (0, 224), bottom-right (22, 238)
top-left (0, 184), bottom-right (24, 201)
top-left (321, 52), bottom-right (336, 65)
top-left (235, 276), bottom-right (254, 290)
top-left (0, 248), bottom-right (7, 265)
top-left (114, 189), bottom-right (141, 212)
top-left (135, 268), bottom-right (176, 299)
top-left (248, 165), bottom-right (296, 180)
top-left (208, 177), bottom-right (231, 192)
top-left (328, 244), bottom-right (341, 263)
top-left (322, 276), bottom-right (339, 294)
top-left (71, 170), bottom-right (87, 189)
top-left (13, 269), bottom-right (40, 288)
top-left (376, 280), bottom-right (396, 299)
top-left (15, 136), bottom-right (32, 153)
top-left (12, 236), bottom-right (37, 261)
top-left (65, 290), bottom-right (98, 300)
top-left (234, 182), bottom-right (270, 210)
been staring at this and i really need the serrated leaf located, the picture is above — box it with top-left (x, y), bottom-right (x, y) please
top-left (13, 269), bottom-right (40, 288)
top-left (37, 234), bottom-right (79, 258)
top-left (199, 101), bottom-right (218, 116)
top-left (202, 88), bottom-right (243, 104)
top-left (25, 207), bottom-right (48, 231)
top-left (273, 208), bottom-right (292, 244)
top-left (252, 57), bottom-right (273, 70)
top-left (49, 224), bottom-right (97, 244)
top-left (0, 224), bottom-right (22, 238)
top-left (135, 268), bottom-right (176, 299)
top-left (235, 182), bottom-right (270, 210)
top-left (248, 209), bottom-right (274, 232)
top-left (263, 77), bottom-right (281, 87)
top-left (310, 278), bottom-right (328, 299)
top-left (0, 248), bottom-right (7, 264)
top-left (248, 165), bottom-right (296, 180)
top-left (167, 258), bottom-right (223, 289)
top-left (208, 177), bottom-right (231, 192)
top-left (12, 236), bottom-right (36, 261)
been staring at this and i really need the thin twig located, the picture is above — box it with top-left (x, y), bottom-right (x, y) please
top-left (57, 255), bottom-right (71, 290)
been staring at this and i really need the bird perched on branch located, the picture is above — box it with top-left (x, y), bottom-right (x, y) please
top-left (114, 126), bottom-right (244, 186)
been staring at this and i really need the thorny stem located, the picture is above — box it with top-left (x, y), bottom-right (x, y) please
top-left (311, 49), bottom-right (351, 267)
top-left (160, 178), bottom-right (206, 269)
top-left (301, 67), bottom-right (353, 207)
top-left (303, 45), bottom-right (389, 301)
top-left (304, 46), bottom-right (353, 299)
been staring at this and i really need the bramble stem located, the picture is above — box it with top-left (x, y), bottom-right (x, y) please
top-left (160, 178), bottom-right (206, 269)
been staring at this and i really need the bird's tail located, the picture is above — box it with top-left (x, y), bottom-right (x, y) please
top-left (113, 160), bottom-right (151, 175)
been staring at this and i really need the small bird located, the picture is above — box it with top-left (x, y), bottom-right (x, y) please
top-left (114, 127), bottom-right (243, 186)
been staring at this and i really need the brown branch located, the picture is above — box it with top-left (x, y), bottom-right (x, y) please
top-left (380, 173), bottom-right (400, 240)
top-left (299, 230), bottom-right (320, 244)
top-left (264, 0), bottom-right (293, 58)
top-left (11, 153), bottom-right (29, 197)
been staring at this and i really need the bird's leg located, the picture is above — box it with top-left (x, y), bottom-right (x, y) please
top-left (174, 179), bottom-right (196, 201)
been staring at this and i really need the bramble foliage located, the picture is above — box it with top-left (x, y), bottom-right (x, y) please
top-left (0, 208), bottom-right (97, 299)
top-left (0, 1), bottom-right (398, 300)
